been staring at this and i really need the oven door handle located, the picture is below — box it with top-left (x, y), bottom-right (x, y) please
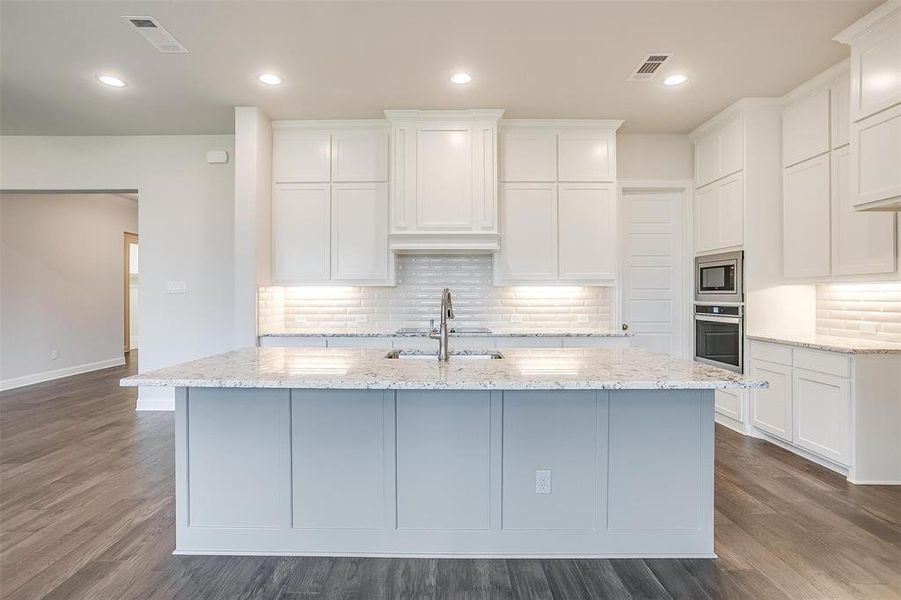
top-left (694, 315), bottom-right (741, 324)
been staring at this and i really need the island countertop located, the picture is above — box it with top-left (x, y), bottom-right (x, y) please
top-left (121, 347), bottom-right (765, 391)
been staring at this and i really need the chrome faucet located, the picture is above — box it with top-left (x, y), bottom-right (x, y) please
top-left (429, 288), bottom-right (455, 361)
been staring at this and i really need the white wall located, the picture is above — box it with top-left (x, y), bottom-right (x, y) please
top-left (234, 107), bottom-right (272, 348)
top-left (0, 135), bottom-right (235, 408)
top-left (0, 193), bottom-right (138, 387)
top-left (616, 133), bottom-right (693, 180)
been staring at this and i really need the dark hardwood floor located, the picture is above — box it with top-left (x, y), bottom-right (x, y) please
top-left (1, 356), bottom-right (899, 599)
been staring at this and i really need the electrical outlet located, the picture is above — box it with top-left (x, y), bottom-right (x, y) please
top-left (294, 315), bottom-right (307, 324)
top-left (50, 349), bottom-right (59, 360)
top-left (576, 314), bottom-right (589, 323)
top-left (510, 314), bottom-right (524, 324)
top-left (355, 314), bottom-right (368, 323)
top-left (535, 469), bottom-right (552, 494)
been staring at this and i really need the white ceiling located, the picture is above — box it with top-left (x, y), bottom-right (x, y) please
top-left (0, 1), bottom-right (880, 135)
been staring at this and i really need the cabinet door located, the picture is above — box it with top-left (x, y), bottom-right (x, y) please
top-left (831, 72), bottom-right (851, 149)
top-left (850, 17), bottom-right (901, 121)
top-left (501, 131), bottom-right (557, 182)
top-left (783, 88), bottom-right (831, 167)
top-left (273, 183), bottom-right (331, 282)
top-left (558, 183), bottom-right (616, 281)
top-left (331, 130), bottom-right (388, 182)
top-left (694, 183), bottom-right (719, 253)
top-left (695, 132), bottom-right (720, 187)
top-left (558, 133), bottom-right (614, 182)
top-left (496, 183), bottom-right (558, 281)
top-left (783, 155), bottom-right (831, 279)
top-left (715, 388), bottom-right (744, 422)
top-left (331, 183), bottom-right (389, 281)
top-left (792, 368), bottom-right (850, 465)
top-left (851, 103), bottom-right (901, 209)
top-left (831, 145), bottom-right (896, 276)
top-left (717, 172), bottom-right (744, 249)
top-left (415, 126), bottom-right (473, 228)
top-left (718, 115), bottom-right (744, 179)
top-left (750, 359), bottom-right (793, 442)
top-left (273, 129), bottom-right (331, 183)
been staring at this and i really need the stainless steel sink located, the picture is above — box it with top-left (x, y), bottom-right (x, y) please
top-left (395, 327), bottom-right (492, 335)
top-left (385, 350), bottom-right (503, 360)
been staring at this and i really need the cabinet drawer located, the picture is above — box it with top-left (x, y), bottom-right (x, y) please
top-left (749, 341), bottom-right (793, 366)
top-left (792, 348), bottom-right (851, 378)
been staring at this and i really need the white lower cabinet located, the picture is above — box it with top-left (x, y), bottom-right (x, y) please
top-left (747, 340), bottom-right (878, 477)
top-left (792, 368), bottom-right (850, 465)
top-left (749, 359), bottom-right (793, 442)
top-left (714, 388), bottom-right (743, 423)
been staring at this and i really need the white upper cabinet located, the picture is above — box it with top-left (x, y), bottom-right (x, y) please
top-left (331, 130), bottom-right (388, 182)
top-left (782, 88), bottom-right (831, 167)
top-left (694, 172), bottom-right (743, 253)
top-left (783, 154), bottom-right (832, 279)
top-left (273, 130), bottom-right (331, 183)
top-left (271, 121), bottom-right (393, 285)
top-left (386, 109), bottom-right (503, 252)
top-left (494, 121), bottom-right (622, 285)
top-left (558, 133), bottom-right (615, 182)
top-left (831, 145), bottom-right (896, 276)
top-left (273, 183), bottom-right (331, 282)
top-left (694, 115), bottom-right (744, 187)
top-left (331, 183), bottom-right (389, 281)
top-left (558, 183), bottom-right (616, 281)
top-left (851, 104), bottom-right (901, 210)
top-left (500, 131), bottom-right (557, 182)
top-left (496, 183), bottom-right (558, 281)
top-left (830, 72), bottom-right (851, 149)
top-left (835, 4), bottom-right (901, 210)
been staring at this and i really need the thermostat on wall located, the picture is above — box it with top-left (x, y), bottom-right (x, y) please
top-left (206, 150), bottom-right (229, 164)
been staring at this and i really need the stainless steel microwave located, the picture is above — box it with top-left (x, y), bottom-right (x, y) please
top-left (695, 251), bottom-right (743, 303)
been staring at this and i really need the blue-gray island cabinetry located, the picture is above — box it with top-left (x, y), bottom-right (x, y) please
top-left (122, 347), bottom-right (763, 558)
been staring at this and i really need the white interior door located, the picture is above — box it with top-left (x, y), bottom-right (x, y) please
top-left (620, 188), bottom-right (686, 356)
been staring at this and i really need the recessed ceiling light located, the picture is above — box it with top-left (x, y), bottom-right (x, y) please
top-left (450, 72), bottom-right (472, 85)
top-left (663, 74), bottom-right (688, 86)
top-left (258, 73), bottom-right (282, 86)
top-left (97, 74), bottom-right (126, 88)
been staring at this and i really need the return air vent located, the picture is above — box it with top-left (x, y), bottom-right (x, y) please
top-left (122, 16), bottom-right (188, 53)
top-left (628, 54), bottom-right (671, 81)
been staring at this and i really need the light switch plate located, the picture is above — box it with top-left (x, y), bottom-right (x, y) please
top-left (165, 281), bottom-right (187, 294)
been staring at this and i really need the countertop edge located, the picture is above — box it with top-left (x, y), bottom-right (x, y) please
top-left (746, 334), bottom-right (901, 354)
top-left (259, 331), bottom-right (633, 338)
top-left (121, 378), bottom-right (766, 390)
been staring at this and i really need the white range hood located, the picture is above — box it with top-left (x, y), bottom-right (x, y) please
top-left (385, 109), bottom-right (504, 253)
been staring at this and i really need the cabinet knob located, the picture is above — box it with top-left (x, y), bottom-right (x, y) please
top-left (621, 323), bottom-right (629, 331)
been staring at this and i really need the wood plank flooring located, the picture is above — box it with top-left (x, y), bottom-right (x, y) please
top-left (1, 356), bottom-right (899, 599)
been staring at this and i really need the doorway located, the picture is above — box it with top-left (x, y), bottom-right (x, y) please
top-left (619, 185), bottom-right (690, 357)
top-left (124, 232), bottom-right (139, 354)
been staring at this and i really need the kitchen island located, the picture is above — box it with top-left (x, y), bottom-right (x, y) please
top-left (122, 346), bottom-right (763, 558)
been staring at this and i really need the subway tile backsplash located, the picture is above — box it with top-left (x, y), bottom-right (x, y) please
top-left (259, 255), bottom-right (615, 334)
top-left (816, 283), bottom-right (901, 343)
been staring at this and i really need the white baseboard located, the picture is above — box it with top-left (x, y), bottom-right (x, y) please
top-left (136, 386), bottom-right (175, 411)
top-left (0, 357), bottom-right (126, 392)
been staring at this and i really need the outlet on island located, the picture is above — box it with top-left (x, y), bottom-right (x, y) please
top-left (535, 469), bottom-right (552, 494)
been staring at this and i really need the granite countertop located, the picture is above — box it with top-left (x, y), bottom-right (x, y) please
top-left (260, 330), bottom-right (632, 338)
top-left (121, 347), bottom-right (764, 391)
top-left (747, 333), bottom-right (901, 355)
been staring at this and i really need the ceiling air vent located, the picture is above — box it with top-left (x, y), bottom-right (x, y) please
top-left (122, 16), bottom-right (188, 53)
top-left (628, 54), bottom-right (671, 81)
